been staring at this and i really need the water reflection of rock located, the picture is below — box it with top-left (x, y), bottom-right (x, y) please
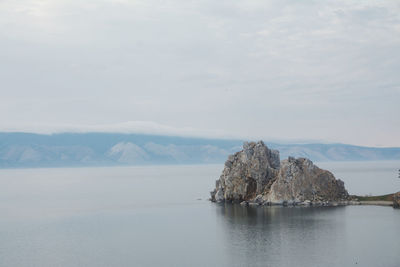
top-left (215, 204), bottom-right (347, 267)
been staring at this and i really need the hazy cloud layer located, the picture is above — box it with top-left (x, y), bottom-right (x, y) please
top-left (1, 0), bottom-right (399, 146)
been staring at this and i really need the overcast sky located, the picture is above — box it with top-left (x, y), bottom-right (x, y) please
top-left (1, 0), bottom-right (399, 146)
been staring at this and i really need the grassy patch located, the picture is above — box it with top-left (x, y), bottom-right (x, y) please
top-left (353, 193), bottom-right (394, 202)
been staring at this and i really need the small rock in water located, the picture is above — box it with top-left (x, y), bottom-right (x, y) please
top-left (240, 201), bottom-right (248, 206)
top-left (254, 194), bottom-right (264, 204)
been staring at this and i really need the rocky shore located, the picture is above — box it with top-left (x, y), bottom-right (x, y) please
top-left (210, 141), bottom-right (370, 207)
top-left (394, 192), bottom-right (400, 208)
top-left (239, 199), bottom-right (362, 207)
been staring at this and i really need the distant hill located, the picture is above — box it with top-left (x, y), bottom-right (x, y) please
top-left (0, 132), bottom-right (399, 168)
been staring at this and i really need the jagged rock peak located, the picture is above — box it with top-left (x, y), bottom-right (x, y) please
top-left (234, 141), bottom-right (280, 169)
top-left (210, 141), bottom-right (349, 205)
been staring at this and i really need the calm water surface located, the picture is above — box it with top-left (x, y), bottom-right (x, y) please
top-left (0, 162), bottom-right (399, 267)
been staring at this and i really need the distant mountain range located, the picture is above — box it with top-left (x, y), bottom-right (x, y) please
top-left (0, 132), bottom-right (399, 168)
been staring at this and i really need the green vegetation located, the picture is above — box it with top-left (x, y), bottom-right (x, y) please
top-left (354, 193), bottom-right (394, 202)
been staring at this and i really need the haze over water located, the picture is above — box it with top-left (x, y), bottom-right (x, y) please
top-left (2, 1), bottom-right (399, 266)
top-left (0, 161), bottom-right (399, 267)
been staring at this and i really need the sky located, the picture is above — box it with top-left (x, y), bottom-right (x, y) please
top-left (0, 0), bottom-right (399, 147)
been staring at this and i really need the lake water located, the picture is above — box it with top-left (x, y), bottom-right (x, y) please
top-left (0, 161), bottom-right (399, 267)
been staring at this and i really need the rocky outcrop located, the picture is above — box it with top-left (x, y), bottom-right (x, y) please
top-left (211, 141), bottom-right (280, 202)
top-left (265, 157), bottom-right (348, 204)
top-left (210, 141), bottom-right (349, 205)
top-left (393, 192), bottom-right (400, 209)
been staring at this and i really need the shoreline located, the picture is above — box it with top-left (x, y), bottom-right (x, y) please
top-left (359, 200), bottom-right (393, 206)
top-left (212, 199), bottom-right (394, 208)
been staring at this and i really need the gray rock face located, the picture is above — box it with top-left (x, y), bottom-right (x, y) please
top-left (210, 141), bottom-right (349, 204)
top-left (210, 141), bottom-right (280, 202)
top-left (266, 157), bottom-right (348, 204)
top-left (393, 192), bottom-right (400, 209)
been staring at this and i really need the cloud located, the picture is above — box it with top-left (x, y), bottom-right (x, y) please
top-left (0, 121), bottom-right (235, 139)
top-left (0, 0), bottom-right (399, 146)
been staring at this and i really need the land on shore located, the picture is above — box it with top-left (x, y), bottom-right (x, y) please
top-left (353, 193), bottom-right (394, 206)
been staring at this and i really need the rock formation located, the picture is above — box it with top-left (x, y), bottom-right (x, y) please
top-left (210, 141), bottom-right (349, 205)
top-left (393, 192), bottom-right (400, 209)
top-left (212, 141), bottom-right (280, 202)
